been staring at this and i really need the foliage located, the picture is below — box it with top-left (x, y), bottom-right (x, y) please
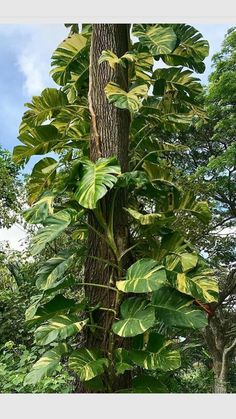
top-left (11, 23), bottom-right (220, 393)
top-left (0, 145), bottom-right (22, 228)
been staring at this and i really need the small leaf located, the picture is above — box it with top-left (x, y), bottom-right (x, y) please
top-left (36, 250), bottom-right (75, 290)
top-left (24, 343), bottom-right (67, 386)
top-left (116, 258), bottom-right (167, 293)
top-left (112, 297), bottom-right (155, 337)
top-left (105, 82), bottom-right (148, 113)
top-left (35, 315), bottom-right (88, 345)
top-left (30, 209), bottom-right (75, 256)
top-left (69, 349), bottom-right (108, 381)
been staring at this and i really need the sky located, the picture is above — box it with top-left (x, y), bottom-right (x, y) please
top-left (0, 23), bottom-right (233, 250)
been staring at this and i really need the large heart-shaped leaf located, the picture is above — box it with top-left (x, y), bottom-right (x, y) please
top-left (50, 33), bottom-right (89, 86)
top-left (132, 24), bottom-right (177, 55)
top-left (105, 82), bottom-right (148, 113)
top-left (157, 24), bottom-right (209, 73)
top-left (30, 209), bottom-right (75, 255)
top-left (125, 208), bottom-right (167, 226)
top-left (75, 157), bottom-right (121, 209)
top-left (24, 343), bottom-right (67, 386)
top-left (152, 287), bottom-right (207, 329)
top-left (35, 315), bottom-right (88, 345)
top-left (36, 250), bottom-right (76, 290)
top-left (130, 332), bottom-right (181, 371)
top-left (112, 297), bottom-right (155, 337)
top-left (69, 349), bottom-right (108, 381)
top-left (116, 258), bottom-right (167, 293)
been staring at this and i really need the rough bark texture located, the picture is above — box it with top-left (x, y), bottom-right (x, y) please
top-left (78, 24), bottom-right (131, 393)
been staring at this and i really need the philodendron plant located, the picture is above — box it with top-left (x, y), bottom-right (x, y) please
top-left (13, 23), bottom-right (218, 393)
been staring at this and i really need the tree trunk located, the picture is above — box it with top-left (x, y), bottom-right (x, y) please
top-left (78, 24), bottom-right (131, 393)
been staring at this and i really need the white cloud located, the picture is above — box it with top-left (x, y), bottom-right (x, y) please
top-left (0, 224), bottom-right (27, 251)
top-left (16, 24), bottom-right (68, 97)
top-left (18, 51), bottom-right (46, 96)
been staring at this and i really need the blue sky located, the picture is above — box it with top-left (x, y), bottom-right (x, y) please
top-left (0, 23), bottom-right (232, 250)
top-left (0, 23), bottom-right (232, 159)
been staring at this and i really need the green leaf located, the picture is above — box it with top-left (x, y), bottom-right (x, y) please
top-left (30, 209), bottom-right (75, 255)
top-left (112, 297), bottom-right (155, 337)
top-left (132, 24), bottom-right (177, 55)
top-left (158, 24), bottom-right (209, 73)
top-left (21, 88), bottom-right (68, 127)
top-left (130, 332), bottom-right (181, 371)
top-left (176, 192), bottom-right (211, 224)
top-left (125, 207), bottom-right (167, 225)
top-left (35, 315), bottom-right (88, 345)
top-left (24, 343), bottom-right (67, 386)
top-left (153, 67), bottom-right (202, 99)
top-left (23, 192), bottom-right (54, 224)
top-left (105, 82), bottom-right (148, 113)
top-left (170, 271), bottom-right (218, 303)
top-left (75, 157), bottom-right (121, 209)
top-left (114, 348), bottom-right (134, 375)
top-left (28, 295), bottom-right (80, 326)
top-left (50, 33), bottom-right (89, 86)
top-left (13, 124), bottom-right (60, 165)
top-left (98, 50), bottom-right (125, 69)
top-left (116, 258), bottom-right (167, 293)
top-left (27, 157), bottom-right (58, 204)
top-left (132, 375), bottom-right (168, 393)
top-left (36, 250), bottom-right (75, 291)
top-left (69, 349), bottom-right (108, 381)
top-left (152, 287), bottom-right (207, 329)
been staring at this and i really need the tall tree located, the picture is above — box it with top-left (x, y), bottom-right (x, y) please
top-left (13, 23), bottom-right (218, 393)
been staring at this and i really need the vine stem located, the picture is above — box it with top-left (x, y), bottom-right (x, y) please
top-left (77, 282), bottom-right (118, 293)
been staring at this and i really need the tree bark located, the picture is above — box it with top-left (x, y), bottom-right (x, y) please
top-left (78, 24), bottom-right (131, 393)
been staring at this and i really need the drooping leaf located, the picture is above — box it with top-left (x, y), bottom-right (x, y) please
top-left (98, 50), bottom-right (126, 69)
top-left (21, 88), bottom-right (69, 127)
top-left (69, 349), bottom-right (108, 381)
top-left (116, 258), bottom-right (167, 293)
top-left (35, 315), bottom-right (88, 345)
top-left (36, 250), bottom-right (76, 290)
top-left (75, 157), bottom-right (121, 209)
top-left (112, 297), bottom-right (155, 337)
top-left (30, 209), bottom-right (75, 255)
top-left (50, 33), bottom-right (89, 86)
top-left (24, 343), bottom-right (68, 386)
top-left (13, 125), bottom-right (60, 165)
top-left (23, 192), bottom-right (54, 224)
top-left (104, 82), bottom-right (148, 113)
top-left (125, 207), bottom-right (167, 225)
top-left (132, 24), bottom-right (177, 55)
top-left (152, 287), bottom-right (207, 329)
top-left (130, 332), bottom-right (181, 371)
top-left (27, 157), bottom-right (58, 204)
top-left (153, 67), bottom-right (202, 100)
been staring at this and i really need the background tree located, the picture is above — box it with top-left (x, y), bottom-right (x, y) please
top-left (167, 27), bottom-right (236, 393)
